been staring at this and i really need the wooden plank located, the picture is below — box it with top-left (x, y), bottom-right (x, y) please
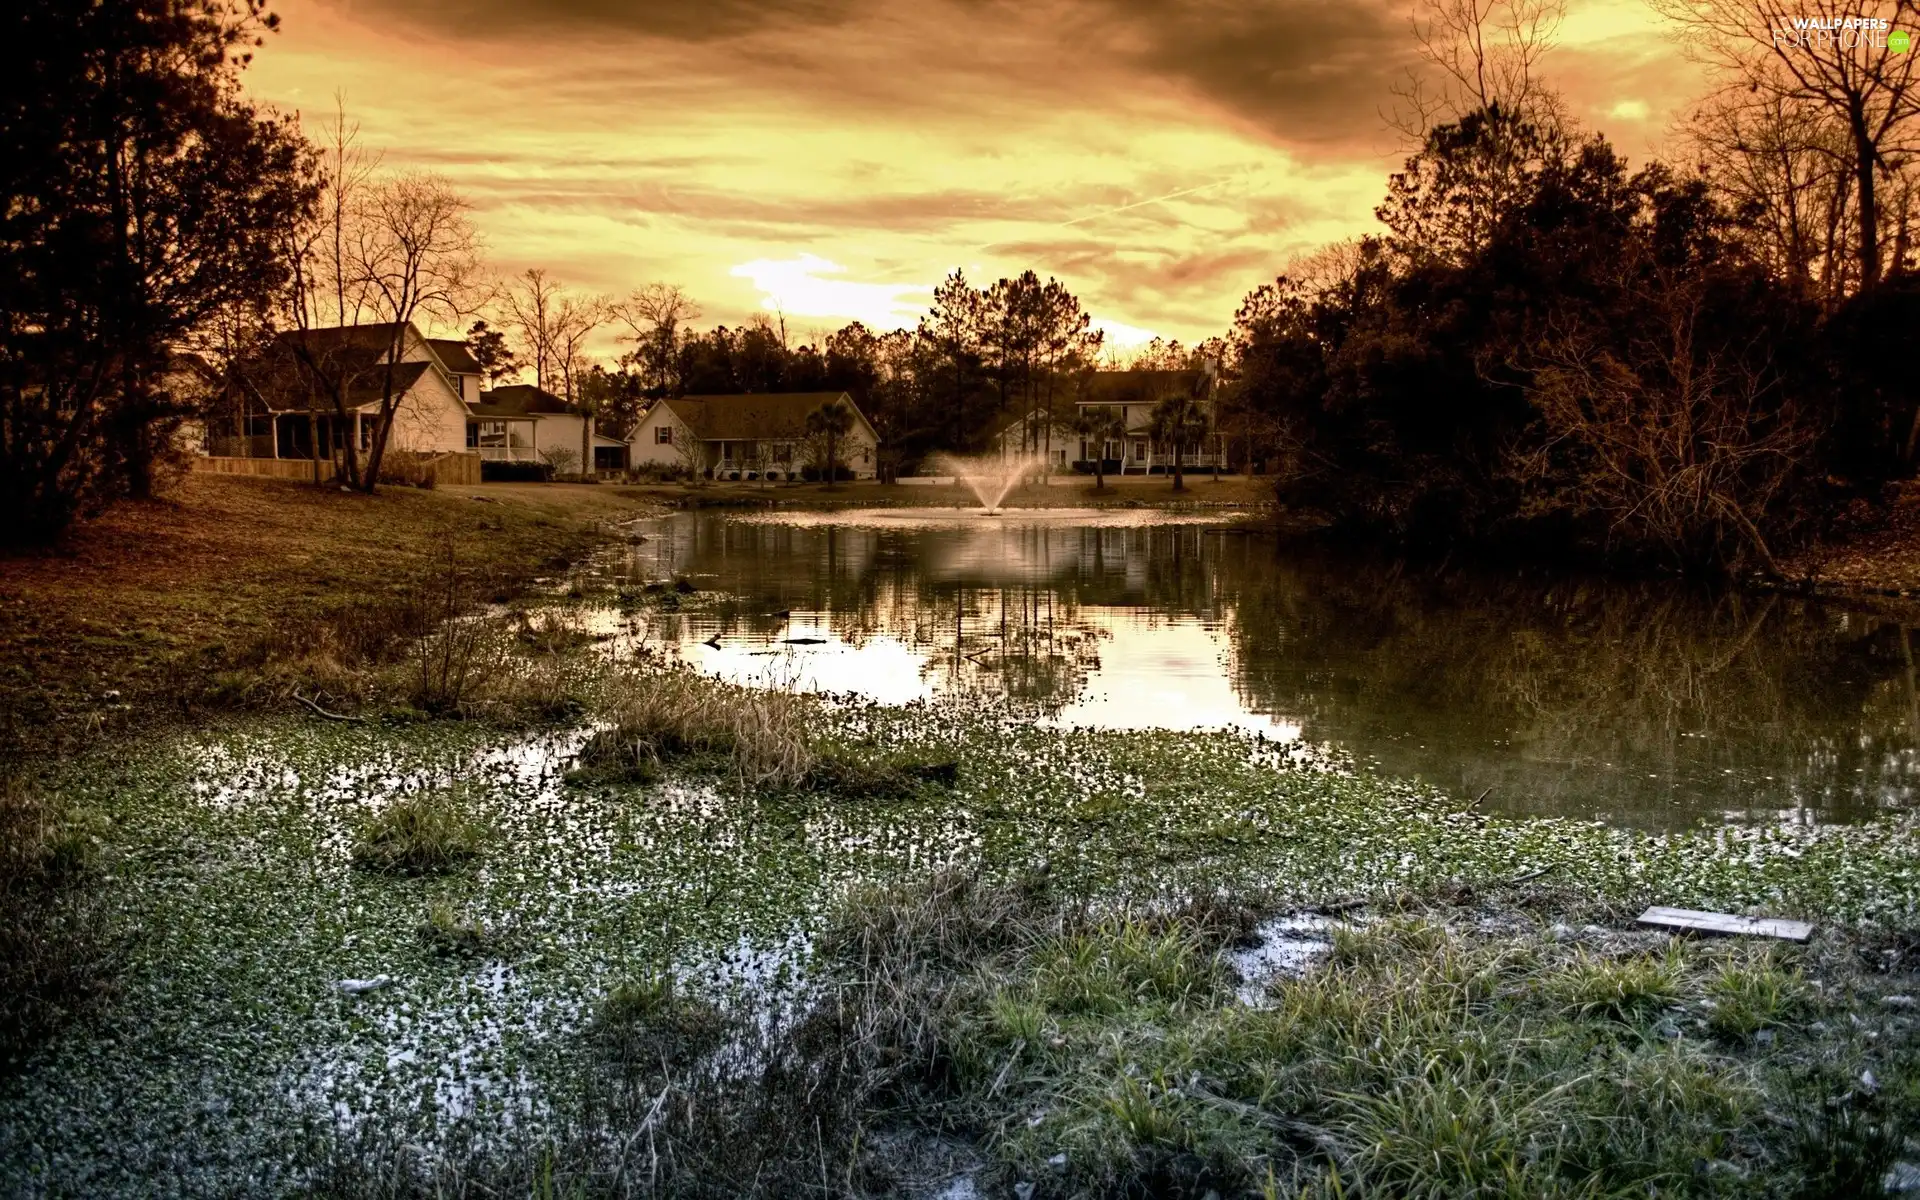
top-left (1635, 906), bottom-right (1813, 942)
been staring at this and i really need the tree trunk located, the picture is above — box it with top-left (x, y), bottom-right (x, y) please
top-left (1855, 113), bottom-right (1881, 290)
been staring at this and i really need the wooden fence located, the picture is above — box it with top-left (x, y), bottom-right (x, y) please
top-left (192, 451), bottom-right (481, 487)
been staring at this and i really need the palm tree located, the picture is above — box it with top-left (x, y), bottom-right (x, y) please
top-left (1073, 405), bottom-right (1126, 490)
top-left (806, 400), bottom-right (856, 490)
top-left (1148, 393), bottom-right (1210, 492)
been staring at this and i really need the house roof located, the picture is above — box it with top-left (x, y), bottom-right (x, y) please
top-left (658, 392), bottom-right (870, 442)
top-left (986, 408), bottom-right (1076, 439)
top-left (232, 346), bottom-right (435, 414)
top-left (1075, 369), bottom-right (1210, 408)
top-left (426, 338), bottom-right (482, 375)
top-left (475, 384), bottom-right (575, 416)
top-left (232, 323), bottom-right (456, 413)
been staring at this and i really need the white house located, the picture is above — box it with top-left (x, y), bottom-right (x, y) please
top-left (467, 383), bottom-right (625, 475)
top-left (219, 322), bottom-right (476, 460)
top-left (1071, 368), bottom-right (1222, 475)
top-left (985, 407), bottom-right (1080, 469)
top-left (629, 391), bottom-right (880, 480)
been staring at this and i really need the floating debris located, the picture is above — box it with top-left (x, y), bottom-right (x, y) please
top-left (1634, 906), bottom-right (1812, 942)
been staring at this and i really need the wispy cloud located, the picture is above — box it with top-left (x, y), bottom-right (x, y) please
top-left (249, 0), bottom-right (1705, 344)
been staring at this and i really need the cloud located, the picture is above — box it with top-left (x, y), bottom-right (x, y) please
top-left (730, 254), bottom-right (932, 328)
top-left (342, 0), bottom-right (860, 41)
top-left (246, 0), bottom-right (1708, 351)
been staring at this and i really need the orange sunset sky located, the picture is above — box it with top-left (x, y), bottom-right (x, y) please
top-left (246, 0), bottom-right (1707, 350)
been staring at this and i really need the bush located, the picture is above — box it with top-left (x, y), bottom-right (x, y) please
top-left (479, 460), bottom-right (554, 483)
top-left (798, 465), bottom-right (855, 482)
top-left (373, 450), bottom-right (439, 489)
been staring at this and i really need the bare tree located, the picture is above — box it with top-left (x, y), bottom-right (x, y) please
top-left (500, 268), bottom-right (561, 391)
top-left (612, 283), bottom-right (701, 397)
top-left (352, 171), bottom-right (486, 490)
top-left (281, 95), bottom-right (381, 486)
top-left (1518, 272), bottom-right (1812, 572)
top-left (1388, 0), bottom-right (1568, 140)
top-left (1685, 90), bottom-right (1862, 306)
top-left (552, 296), bottom-right (609, 476)
top-left (1654, 0), bottom-right (1920, 290)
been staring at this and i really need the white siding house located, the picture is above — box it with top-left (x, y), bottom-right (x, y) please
top-left (218, 322), bottom-right (477, 460)
top-left (628, 392), bottom-right (879, 480)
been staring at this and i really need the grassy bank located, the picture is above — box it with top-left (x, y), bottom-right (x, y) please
top-left (2, 657), bottom-right (1919, 1194)
top-left (0, 474), bottom-right (659, 761)
top-left (6, 486), bottom-right (1920, 1196)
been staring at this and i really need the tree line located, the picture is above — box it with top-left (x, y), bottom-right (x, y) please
top-left (478, 266), bottom-right (1144, 485)
top-left (1220, 0), bottom-right (1920, 573)
top-left (7, 0), bottom-right (1916, 573)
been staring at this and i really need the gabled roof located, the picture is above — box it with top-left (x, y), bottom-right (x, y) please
top-left (986, 407), bottom-right (1077, 439)
top-left (475, 384), bottom-right (575, 417)
top-left (230, 332), bottom-right (437, 413)
top-left (1075, 369), bottom-right (1210, 408)
top-left (657, 392), bottom-right (870, 442)
top-left (426, 338), bottom-right (482, 375)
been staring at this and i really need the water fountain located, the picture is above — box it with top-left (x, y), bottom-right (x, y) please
top-left (930, 453), bottom-right (1044, 514)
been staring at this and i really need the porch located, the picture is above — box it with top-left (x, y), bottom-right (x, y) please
top-left (467, 416), bottom-right (542, 462)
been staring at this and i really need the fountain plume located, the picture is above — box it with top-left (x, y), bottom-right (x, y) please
top-left (931, 453), bottom-right (1044, 513)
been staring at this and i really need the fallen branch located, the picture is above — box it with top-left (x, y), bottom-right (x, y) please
top-left (294, 692), bottom-right (365, 724)
top-left (1313, 897), bottom-right (1368, 915)
top-left (1504, 864), bottom-right (1556, 886)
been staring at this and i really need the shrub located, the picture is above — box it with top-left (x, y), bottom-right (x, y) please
top-left (479, 460), bottom-right (554, 483)
top-left (350, 790), bottom-right (484, 876)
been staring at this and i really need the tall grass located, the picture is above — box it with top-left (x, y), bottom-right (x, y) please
top-left (573, 670), bottom-right (815, 789)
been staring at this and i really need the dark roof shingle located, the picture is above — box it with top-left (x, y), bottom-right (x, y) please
top-left (662, 392), bottom-right (865, 441)
top-left (477, 384), bottom-right (574, 415)
top-left (427, 338), bottom-right (482, 375)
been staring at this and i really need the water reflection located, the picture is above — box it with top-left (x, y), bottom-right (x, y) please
top-left (590, 511), bottom-right (1920, 827)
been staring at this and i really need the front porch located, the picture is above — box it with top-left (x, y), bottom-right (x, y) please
top-left (1072, 434), bottom-right (1225, 474)
top-left (468, 416), bottom-right (542, 462)
top-left (205, 411), bottom-right (378, 460)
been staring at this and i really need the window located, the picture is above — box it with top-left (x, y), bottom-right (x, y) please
top-left (774, 443), bottom-right (792, 464)
top-left (656, 426), bottom-right (673, 445)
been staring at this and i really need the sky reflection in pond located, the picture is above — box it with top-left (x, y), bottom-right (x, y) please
top-left (585, 509), bottom-right (1920, 828)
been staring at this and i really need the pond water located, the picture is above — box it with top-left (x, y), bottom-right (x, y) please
top-left (587, 507), bottom-right (1920, 828)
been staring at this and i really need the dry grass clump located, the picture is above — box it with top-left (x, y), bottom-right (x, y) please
top-left (0, 777), bottom-right (112, 1070)
top-left (351, 790), bottom-right (485, 876)
top-left (572, 670), bottom-right (815, 788)
top-left (803, 752), bottom-right (960, 799)
top-left (417, 901), bottom-right (498, 958)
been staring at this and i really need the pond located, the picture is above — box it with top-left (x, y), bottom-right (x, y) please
top-left (590, 507), bottom-right (1920, 828)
